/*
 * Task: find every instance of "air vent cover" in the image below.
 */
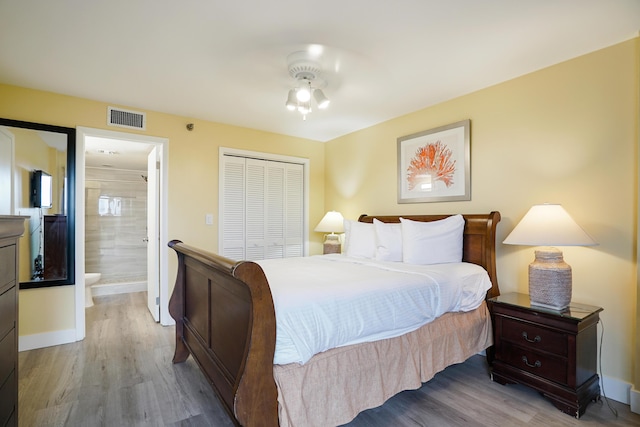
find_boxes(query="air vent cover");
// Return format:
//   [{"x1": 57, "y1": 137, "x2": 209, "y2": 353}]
[{"x1": 107, "y1": 107, "x2": 146, "y2": 130}]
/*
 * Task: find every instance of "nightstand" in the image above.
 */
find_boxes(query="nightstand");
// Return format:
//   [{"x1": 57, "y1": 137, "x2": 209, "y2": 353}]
[{"x1": 489, "y1": 292, "x2": 602, "y2": 418}]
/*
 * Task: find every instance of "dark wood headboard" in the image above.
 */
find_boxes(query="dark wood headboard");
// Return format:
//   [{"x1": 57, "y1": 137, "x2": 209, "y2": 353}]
[{"x1": 357, "y1": 211, "x2": 501, "y2": 299}]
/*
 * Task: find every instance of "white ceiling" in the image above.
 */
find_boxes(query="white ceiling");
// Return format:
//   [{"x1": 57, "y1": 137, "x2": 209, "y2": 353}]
[
  {"x1": 84, "y1": 136, "x2": 153, "y2": 171},
  {"x1": 1, "y1": 0, "x2": 639, "y2": 149}
]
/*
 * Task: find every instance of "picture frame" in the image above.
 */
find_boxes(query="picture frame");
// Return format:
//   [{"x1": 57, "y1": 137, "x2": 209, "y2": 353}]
[{"x1": 397, "y1": 119, "x2": 470, "y2": 203}]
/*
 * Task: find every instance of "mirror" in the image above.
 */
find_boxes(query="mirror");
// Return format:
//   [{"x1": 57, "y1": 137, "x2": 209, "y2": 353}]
[{"x1": 0, "y1": 118, "x2": 75, "y2": 288}]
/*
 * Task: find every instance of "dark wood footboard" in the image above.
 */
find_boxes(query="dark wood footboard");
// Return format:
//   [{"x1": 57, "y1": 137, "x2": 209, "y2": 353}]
[{"x1": 168, "y1": 240, "x2": 279, "y2": 427}]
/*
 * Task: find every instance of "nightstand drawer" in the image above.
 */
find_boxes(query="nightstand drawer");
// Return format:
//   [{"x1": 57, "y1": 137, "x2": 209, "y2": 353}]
[
  {"x1": 500, "y1": 343, "x2": 567, "y2": 385},
  {"x1": 501, "y1": 316, "x2": 567, "y2": 356}
]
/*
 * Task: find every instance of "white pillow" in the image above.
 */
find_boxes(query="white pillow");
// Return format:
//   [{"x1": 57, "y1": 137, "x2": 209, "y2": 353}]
[
  {"x1": 343, "y1": 220, "x2": 376, "y2": 259},
  {"x1": 400, "y1": 215, "x2": 464, "y2": 264},
  {"x1": 373, "y1": 219, "x2": 403, "y2": 262}
]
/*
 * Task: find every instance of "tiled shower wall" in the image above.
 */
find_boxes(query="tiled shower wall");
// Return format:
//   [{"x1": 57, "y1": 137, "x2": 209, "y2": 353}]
[{"x1": 85, "y1": 167, "x2": 147, "y2": 283}]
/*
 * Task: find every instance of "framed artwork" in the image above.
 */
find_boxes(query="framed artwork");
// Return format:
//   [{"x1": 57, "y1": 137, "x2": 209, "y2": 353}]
[{"x1": 397, "y1": 119, "x2": 470, "y2": 203}]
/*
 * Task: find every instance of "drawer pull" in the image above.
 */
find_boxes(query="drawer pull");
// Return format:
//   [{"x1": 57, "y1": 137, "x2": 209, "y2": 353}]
[
  {"x1": 522, "y1": 331, "x2": 541, "y2": 343},
  {"x1": 522, "y1": 356, "x2": 541, "y2": 368}
]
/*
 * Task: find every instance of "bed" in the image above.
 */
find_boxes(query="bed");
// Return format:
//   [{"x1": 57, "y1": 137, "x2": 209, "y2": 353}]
[{"x1": 168, "y1": 211, "x2": 501, "y2": 427}]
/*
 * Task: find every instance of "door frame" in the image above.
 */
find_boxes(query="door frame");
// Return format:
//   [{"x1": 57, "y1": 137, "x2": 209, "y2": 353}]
[
  {"x1": 75, "y1": 127, "x2": 171, "y2": 341},
  {"x1": 146, "y1": 145, "x2": 160, "y2": 321}
]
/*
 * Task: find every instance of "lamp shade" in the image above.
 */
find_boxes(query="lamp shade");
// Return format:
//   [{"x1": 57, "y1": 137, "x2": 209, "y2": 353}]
[
  {"x1": 504, "y1": 204, "x2": 596, "y2": 310},
  {"x1": 285, "y1": 89, "x2": 297, "y2": 110},
  {"x1": 314, "y1": 211, "x2": 344, "y2": 233},
  {"x1": 503, "y1": 204, "x2": 597, "y2": 247}
]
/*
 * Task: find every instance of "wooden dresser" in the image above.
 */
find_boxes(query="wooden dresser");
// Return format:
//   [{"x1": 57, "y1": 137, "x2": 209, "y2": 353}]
[
  {"x1": 0, "y1": 216, "x2": 26, "y2": 427},
  {"x1": 490, "y1": 292, "x2": 602, "y2": 418}
]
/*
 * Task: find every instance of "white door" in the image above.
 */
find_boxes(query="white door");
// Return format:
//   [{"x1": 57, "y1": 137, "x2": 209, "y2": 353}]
[
  {"x1": 0, "y1": 128, "x2": 14, "y2": 215},
  {"x1": 146, "y1": 146, "x2": 160, "y2": 321},
  {"x1": 264, "y1": 161, "x2": 285, "y2": 259},
  {"x1": 221, "y1": 155, "x2": 246, "y2": 260},
  {"x1": 284, "y1": 163, "x2": 304, "y2": 257},
  {"x1": 245, "y1": 158, "x2": 266, "y2": 260}
]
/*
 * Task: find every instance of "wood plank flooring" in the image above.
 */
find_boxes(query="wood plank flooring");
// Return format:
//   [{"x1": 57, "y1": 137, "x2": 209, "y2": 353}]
[{"x1": 18, "y1": 292, "x2": 640, "y2": 426}]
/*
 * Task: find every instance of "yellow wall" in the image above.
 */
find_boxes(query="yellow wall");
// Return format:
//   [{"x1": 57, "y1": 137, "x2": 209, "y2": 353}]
[
  {"x1": 168, "y1": 121, "x2": 325, "y2": 252},
  {"x1": 19, "y1": 286, "x2": 76, "y2": 333},
  {"x1": 0, "y1": 84, "x2": 326, "y2": 336},
  {"x1": 326, "y1": 38, "x2": 639, "y2": 386}
]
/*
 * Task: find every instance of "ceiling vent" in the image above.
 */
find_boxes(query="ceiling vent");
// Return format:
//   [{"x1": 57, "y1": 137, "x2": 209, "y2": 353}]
[{"x1": 107, "y1": 107, "x2": 146, "y2": 130}]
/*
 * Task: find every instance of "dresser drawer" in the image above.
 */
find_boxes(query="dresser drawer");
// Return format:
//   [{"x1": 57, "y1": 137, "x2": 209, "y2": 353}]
[
  {"x1": 0, "y1": 328, "x2": 16, "y2": 387},
  {"x1": 500, "y1": 342, "x2": 568, "y2": 385},
  {"x1": 0, "y1": 286, "x2": 16, "y2": 341},
  {"x1": 500, "y1": 316, "x2": 568, "y2": 356},
  {"x1": 4, "y1": 406, "x2": 15, "y2": 427},
  {"x1": 0, "y1": 244, "x2": 16, "y2": 289},
  {"x1": 0, "y1": 368, "x2": 15, "y2": 427}
]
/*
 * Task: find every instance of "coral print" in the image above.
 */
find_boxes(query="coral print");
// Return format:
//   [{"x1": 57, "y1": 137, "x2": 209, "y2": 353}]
[{"x1": 406, "y1": 140, "x2": 456, "y2": 190}]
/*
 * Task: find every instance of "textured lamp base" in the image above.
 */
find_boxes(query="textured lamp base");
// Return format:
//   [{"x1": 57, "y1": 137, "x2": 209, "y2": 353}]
[
  {"x1": 528, "y1": 248, "x2": 572, "y2": 310},
  {"x1": 323, "y1": 234, "x2": 341, "y2": 254}
]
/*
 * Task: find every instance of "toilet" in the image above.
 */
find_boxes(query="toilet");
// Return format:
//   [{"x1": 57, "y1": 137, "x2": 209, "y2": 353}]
[{"x1": 85, "y1": 273, "x2": 101, "y2": 307}]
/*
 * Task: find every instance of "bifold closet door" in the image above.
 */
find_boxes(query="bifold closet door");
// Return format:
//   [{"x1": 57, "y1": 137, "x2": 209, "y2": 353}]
[{"x1": 221, "y1": 155, "x2": 303, "y2": 261}]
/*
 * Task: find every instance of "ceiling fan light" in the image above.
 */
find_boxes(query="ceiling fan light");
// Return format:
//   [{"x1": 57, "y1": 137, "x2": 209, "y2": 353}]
[
  {"x1": 285, "y1": 89, "x2": 297, "y2": 110},
  {"x1": 314, "y1": 89, "x2": 330, "y2": 109},
  {"x1": 285, "y1": 51, "x2": 331, "y2": 119},
  {"x1": 297, "y1": 104, "x2": 311, "y2": 115},
  {"x1": 296, "y1": 82, "x2": 312, "y2": 102}
]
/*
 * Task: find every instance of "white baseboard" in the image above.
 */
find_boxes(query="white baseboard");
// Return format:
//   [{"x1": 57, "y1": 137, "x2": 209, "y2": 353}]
[
  {"x1": 91, "y1": 281, "x2": 147, "y2": 297},
  {"x1": 601, "y1": 374, "x2": 633, "y2": 406},
  {"x1": 630, "y1": 387, "x2": 640, "y2": 414},
  {"x1": 19, "y1": 328, "x2": 78, "y2": 352}
]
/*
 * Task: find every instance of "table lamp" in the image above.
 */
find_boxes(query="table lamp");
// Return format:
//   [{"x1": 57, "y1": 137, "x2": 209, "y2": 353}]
[
  {"x1": 503, "y1": 204, "x2": 597, "y2": 310},
  {"x1": 314, "y1": 211, "x2": 344, "y2": 254}
]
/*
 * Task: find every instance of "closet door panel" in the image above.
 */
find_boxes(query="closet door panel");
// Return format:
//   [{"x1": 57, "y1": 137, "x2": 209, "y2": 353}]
[
  {"x1": 285, "y1": 164, "x2": 304, "y2": 257},
  {"x1": 265, "y1": 162, "x2": 285, "y2": 259},
  {"x1": 245, "y1": 159, "x2": 266, "y2": 260},
  {"x1": 222, "y1": 156, "x2": 246, "y2": 260}
]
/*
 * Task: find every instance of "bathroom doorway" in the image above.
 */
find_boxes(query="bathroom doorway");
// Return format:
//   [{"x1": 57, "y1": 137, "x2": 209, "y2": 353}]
[{"x1": 75, "y1": 127, "x2": 170, "y2": 341}]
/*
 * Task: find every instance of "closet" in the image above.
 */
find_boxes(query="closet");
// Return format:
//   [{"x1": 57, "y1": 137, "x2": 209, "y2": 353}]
[{"x1": 221, "y1": 154, "x2": 304, "y2": 261}]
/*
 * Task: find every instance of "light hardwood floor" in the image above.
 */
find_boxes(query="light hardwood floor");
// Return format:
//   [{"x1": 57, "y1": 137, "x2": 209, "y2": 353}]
[{"x1": 19, "y1": 292, "x2": 640, "y2": 426}]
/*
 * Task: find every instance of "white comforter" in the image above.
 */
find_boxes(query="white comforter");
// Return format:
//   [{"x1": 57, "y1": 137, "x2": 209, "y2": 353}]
[{"x1": 257, "y1": 254, "x2": 492, "y2": 365}]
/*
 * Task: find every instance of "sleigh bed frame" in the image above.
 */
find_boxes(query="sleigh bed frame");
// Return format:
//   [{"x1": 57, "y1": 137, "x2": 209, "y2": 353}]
[{"x1": 168, "y1": 211, "x2": 501, "y2": 427}]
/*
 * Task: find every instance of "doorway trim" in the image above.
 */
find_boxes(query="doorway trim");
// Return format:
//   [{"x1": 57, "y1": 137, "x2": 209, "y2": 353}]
[{"x1": 75, "y1": 127, "x2": 171, "y2": 341}]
